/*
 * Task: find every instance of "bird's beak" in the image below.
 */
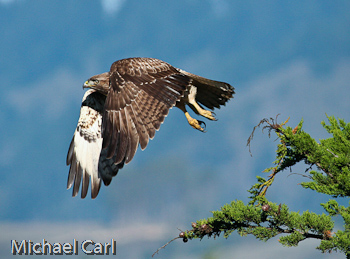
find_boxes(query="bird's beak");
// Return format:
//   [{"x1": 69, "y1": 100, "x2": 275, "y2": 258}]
[{"x1": 83, "y1": 80, "x2": 94, "y2": 89}]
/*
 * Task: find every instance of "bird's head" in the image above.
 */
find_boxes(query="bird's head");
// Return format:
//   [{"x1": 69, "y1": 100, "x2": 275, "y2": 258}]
[{"x1": 83, "y1": 72, "x2": 110, "y2": 95}]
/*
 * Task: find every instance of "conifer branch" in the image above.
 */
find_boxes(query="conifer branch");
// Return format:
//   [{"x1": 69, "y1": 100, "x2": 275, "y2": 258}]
[{"x1": 154, "y1": 115, "x2": 350, "y2": 258}]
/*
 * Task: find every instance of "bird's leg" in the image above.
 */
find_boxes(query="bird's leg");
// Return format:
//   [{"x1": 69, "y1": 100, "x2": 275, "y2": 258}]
[
  {"x1": 187, "y1": 85, "x2": 217, "y2": 121},
  {"x1": 177, "y1": 101, "x2": 206, "y2": 132},
  {"x1": 189, "y1": 101, "x2": 217, "y2": 121},
  {"x1": 184, "y1": 112, "x2": 207, "y2": 132}
]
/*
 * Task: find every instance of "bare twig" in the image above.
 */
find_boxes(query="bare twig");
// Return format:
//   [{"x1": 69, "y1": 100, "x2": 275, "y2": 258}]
[
  {"x1": 247, "y1": 114, "x2": 289, "y2": 156},
  {"x1": 326, "y1": 148, "x2": 339, "y2": 158},
  {"x1": 152, "y1": 237, "x2": 180, "y2": 257}
]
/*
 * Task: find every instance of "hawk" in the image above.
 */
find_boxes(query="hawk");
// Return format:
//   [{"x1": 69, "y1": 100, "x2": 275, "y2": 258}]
[{"x1": 67, "y1": 57, "x2": 234, "y2": 198}]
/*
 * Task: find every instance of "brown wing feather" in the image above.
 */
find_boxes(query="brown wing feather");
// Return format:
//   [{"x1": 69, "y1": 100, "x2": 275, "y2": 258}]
[{"x1": 102, "y1": 58, "x2": 190, "y2": 168}]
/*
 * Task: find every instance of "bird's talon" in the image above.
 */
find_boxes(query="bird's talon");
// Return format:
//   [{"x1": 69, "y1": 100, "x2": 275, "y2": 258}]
[
  {"x1": 201, "y1": 110, "x2": 217, "y2": 121},
  {"x1": 212, "y1": 111, "x2": 217, "y2": 121},
  {"x1": 198, "y1": 120, "x2": 207, "y2": 132}
]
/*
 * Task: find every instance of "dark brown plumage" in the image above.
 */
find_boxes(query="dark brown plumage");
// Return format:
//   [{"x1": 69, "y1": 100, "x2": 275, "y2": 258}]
[{"x1": 67, "y1": 57, "x2": 234, "y2": 198}]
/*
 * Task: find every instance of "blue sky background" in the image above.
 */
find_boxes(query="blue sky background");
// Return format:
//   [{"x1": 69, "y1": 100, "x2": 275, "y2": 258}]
[{"x1": 1, "y1": 0, "x2": 350, "y2": 258}]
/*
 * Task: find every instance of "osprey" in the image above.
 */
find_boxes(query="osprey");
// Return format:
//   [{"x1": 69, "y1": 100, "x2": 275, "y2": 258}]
[{"x1": 67, "y1": 57, "x2": 234, "y2": 198}]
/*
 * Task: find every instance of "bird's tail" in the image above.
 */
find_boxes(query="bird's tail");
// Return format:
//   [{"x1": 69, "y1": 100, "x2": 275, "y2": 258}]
[{"x1": 179, "y1": 69, "x2": 235, "y2": 110}]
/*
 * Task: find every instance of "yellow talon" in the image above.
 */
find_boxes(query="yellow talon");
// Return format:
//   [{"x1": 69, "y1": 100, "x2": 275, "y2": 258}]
[
  {"x1": 185, "y1": 112, "x2": 206, "y2": 132},
  {"x1": 199, "y1": 110, "x2": 216, "y2": 121}
]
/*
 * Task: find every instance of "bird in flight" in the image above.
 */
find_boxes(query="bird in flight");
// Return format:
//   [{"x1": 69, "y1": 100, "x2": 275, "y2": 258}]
[{"x1": 66, "y1": 57, "x2": 234, "y2": 198}]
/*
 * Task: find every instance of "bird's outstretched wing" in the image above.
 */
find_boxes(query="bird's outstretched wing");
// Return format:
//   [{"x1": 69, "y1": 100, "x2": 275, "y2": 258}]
[{"x1": 100, "y1": 58, "x2": 191, "y2": 171}]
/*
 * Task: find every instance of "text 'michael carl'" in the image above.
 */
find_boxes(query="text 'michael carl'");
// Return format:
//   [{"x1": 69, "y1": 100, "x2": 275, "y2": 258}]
[{"x1": 11, "y1": 239, "x2": 116, "y2": 255}]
